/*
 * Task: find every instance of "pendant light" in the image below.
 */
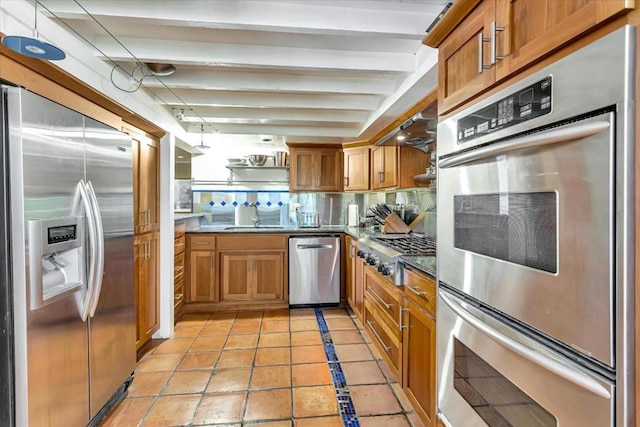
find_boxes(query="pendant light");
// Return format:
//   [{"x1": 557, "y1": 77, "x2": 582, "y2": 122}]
[
  {"x1": 194, "y1": 125, "x2": 211, "y2": 150},
  {"x1": 2, "y1": 1, "x2": 66, "y2": 61}
]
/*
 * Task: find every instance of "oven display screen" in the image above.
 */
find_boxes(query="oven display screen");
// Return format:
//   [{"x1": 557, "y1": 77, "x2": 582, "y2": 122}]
[
  {"x1": 454, "y1": 338, "x2": 557, "y2": 426},
  {"x1": 454, "y1": 192, "x2": 557, "y2": 273},
  {"x1": 457, "y1": 76, "x2": 552, "y2": 143},
  {"x1": 48, "y1": 225, "x2": 77, "y2": 245}
]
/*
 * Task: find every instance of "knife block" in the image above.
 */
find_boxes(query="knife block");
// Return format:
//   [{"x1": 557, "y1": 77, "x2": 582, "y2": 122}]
[{"x1": 381, "y1": 212, "x2": 411, "y2": 234}]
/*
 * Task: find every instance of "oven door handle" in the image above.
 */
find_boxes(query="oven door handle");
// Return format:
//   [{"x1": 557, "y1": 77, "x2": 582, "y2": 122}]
[
  {"x1": 440, "y1": 291, "x2": 611, "y2": 399},
  {"x1": 439, "y1": 120, "x2": 610, "y2": 168}
]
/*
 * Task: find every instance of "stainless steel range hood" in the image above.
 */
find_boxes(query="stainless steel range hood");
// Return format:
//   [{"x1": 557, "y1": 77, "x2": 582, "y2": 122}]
[{"x1": 374, "y1": 99, "x2": 437, "y2": 153}]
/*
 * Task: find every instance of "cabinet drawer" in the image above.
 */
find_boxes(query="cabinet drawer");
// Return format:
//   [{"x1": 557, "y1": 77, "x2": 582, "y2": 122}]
[
  {"x1": 189, "y1": 235, "x2": 216, "y2": 250},
  {"x1": 175, "y1": 221, "x2": 186, "y2": 239},
  {"x1": 364, "y1": 266, "x2": 402, "y2": 333},
  {"x1": 404, "y1": 268, "x2": 436, "y2": 317},
  {"x1": 174, "y1": 252, "x2": 185, "y2": 282},
  {"x1": 364, "y1": 299, "x2": 401, "y2": 380},
  {"x1": 174, "y1": 235, "x2": 186, "y2": 255},
  {"x1": 217, "y1": 234, "x2": 287, "y2": 251}
]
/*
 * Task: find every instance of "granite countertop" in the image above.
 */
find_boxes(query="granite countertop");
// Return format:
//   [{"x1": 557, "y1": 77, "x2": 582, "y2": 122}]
[
  {"x1": 400, "y1": 255, "x2": 437, "y2": 279},
  {"x1": 175, "y1": 213, "x2": 205, "y2": 221},
  {"x1": 186, "y1": 224, "x2": 365, "y2": 235}
]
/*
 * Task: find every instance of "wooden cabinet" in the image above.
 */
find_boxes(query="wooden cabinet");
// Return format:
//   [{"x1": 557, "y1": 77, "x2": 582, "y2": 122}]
[
  {"x1": 134, "y1": 232, "x2": 159, "y2": 350},
  {"x1": 343, "y1": 146, "x2": 370, "y2": 191},
  {"x1": 437, "y1": 1, "x2": 496, "y2": 114},
  {"x1": 353, "y1": 244, "x2": 365, "y2": 323},
  {"x1": 174, "y1": 222, "x2": 186, "y2": 323},
  {"x1": 428, "y1": 0, "x2": 632, "y2": 114},
  {"x1": 370, "y1": 145, "x2": 430, "y2": 190},
  {"x1": 370, "y1": 146, "x2": 397, "y2": 190},
  {"x1": 220, "y1": 253, "x2": 284, "y2": 301},
  {"x1": 187, "y1": 235, "x2": 217, "y2": 303},
  {"x1": 132, "y1": 137, "x2": 159, "y2": 234},
  {"x1": 289, "y1": 147, "x2": 342, "y2": 192},
  {"x1": 402, "y1": 268, "x2": 437, "y2": 427},
  {"x1": 363, "y1": 264, "x2": 404, "y2": 381},
  {"x1": 346, "y1": 236, "x2": 365, "y2": 323},
  {"x1": 402, "y1": 297, "x2": 437, "y2": 427},
  {"x1": 495, "y1": 0, "x2": 631, "y2": 81}
]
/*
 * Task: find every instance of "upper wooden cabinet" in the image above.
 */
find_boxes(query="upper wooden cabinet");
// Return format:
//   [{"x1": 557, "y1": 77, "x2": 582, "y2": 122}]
[
  {"x1": 370, "y1": 146, "x2": 431, "y2": 190},
  {"x1": 132, "y1": 137, "x2": 159, "y2": 234},
  {"x1": 427, "y1": 0, "x2": 633, "y2": 114},
  {"x1": 343, "y1": 146, "x2": 370, "y2": 191},
  {"x1": 289, "y1": 146, "x2": 342, "y2": 192}
]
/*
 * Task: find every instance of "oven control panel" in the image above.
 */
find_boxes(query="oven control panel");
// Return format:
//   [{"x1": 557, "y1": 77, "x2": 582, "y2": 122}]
[{"x1": 457, "y1": 76, "x2": 552, "y2": 144}]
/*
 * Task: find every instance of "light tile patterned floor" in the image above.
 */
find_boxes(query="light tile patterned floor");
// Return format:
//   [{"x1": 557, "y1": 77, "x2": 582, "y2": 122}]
[{"x1": 101, "y1": 308, "x2": 425, "y2": 427}]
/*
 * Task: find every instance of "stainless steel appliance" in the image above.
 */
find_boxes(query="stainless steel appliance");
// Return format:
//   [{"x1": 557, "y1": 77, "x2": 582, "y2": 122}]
[
  {"x1": 357, "y1": 234, "x2": 436, "y2": 285},
  {"x1": 2, "y1": 86, "x2": 136, "y2": 426},
  {"x1": 289, "y1": 236, "x2": 340, "y2": 305},
  {"x1": 436, "y1": 27, "x2": 635, "y2": 426}
]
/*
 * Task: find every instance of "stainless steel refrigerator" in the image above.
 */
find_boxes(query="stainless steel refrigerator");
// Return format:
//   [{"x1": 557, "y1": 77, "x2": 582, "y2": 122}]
[{"x1": 1, "y1": 85, "x2": 137, "y2": 426}]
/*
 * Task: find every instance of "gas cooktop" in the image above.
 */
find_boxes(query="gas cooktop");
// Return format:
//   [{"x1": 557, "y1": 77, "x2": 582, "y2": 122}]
[{"x1": 370, "y1": 234, "x2": 436, "y2": 255}]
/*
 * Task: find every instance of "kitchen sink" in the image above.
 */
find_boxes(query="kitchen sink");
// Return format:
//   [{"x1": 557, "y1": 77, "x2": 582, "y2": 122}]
[{"x1": 223, "y1": 226, "x2": 284, "y2": 230}]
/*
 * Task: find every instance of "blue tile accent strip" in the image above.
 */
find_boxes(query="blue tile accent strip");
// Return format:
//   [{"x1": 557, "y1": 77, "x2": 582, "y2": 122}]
[{"x1": 314, "y1": 308, "x2": 360, "y2": 427}]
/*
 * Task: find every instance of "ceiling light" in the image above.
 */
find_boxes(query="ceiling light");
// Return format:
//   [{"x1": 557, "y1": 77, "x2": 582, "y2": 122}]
[
  {"x1": 396, "y1": 134, "x2": 406, "y2": 141},
  {"x1": 144, "y1": 62, "x2": 176, "y2": 76},
  {"x1": 194, "y1": 124, "x2": 211, "y2": 150},
  {"x1": 1, "y1": 2, "x2": 65, "y2": 61},
  {"x1": 176, "y1": 109, "x2": 185, "y2": 120}
]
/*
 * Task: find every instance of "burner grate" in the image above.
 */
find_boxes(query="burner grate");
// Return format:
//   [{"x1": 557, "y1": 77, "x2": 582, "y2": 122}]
[{"x1": 371, "y1": 235, "x2": 436, "y2": 255}]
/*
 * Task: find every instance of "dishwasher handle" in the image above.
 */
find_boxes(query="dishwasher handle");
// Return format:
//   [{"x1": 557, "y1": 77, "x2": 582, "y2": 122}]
[{"x1": 297, "y1": 244, "x2": 334, "y2": 249}]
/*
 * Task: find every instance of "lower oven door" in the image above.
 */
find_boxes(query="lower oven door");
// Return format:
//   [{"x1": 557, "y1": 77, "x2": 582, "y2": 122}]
[{"x1": 437, "y1": 287, "x2": 614, "y2": 427}]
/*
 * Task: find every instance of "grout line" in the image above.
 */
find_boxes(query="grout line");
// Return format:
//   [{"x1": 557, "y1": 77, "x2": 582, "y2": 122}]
[{"x1": 314, "y1": 308, "x2": 360, "y2": 427}]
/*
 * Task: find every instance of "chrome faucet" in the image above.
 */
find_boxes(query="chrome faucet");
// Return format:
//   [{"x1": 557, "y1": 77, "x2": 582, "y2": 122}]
[{"x1": 248, "y1": 202, "x2": 260, "y2": 227}]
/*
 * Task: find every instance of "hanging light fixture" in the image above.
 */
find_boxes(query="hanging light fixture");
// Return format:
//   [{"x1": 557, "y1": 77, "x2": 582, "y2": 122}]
[
  {"x1": 2, "y1": 1, "x2": 66, "y2": 61},
  {"x1": 194, "y1": 124, "x2": 211, "y2": 150}
]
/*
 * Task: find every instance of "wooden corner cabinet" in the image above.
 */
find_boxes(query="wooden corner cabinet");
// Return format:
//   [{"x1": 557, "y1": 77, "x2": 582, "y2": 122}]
[
  {"x1": 428, "y1": 0, "x2": 633, "y2": 114},
  {"x1": 370, "y1": 145, "x2": 430, "y2": 190},
  {"x1": 134, "y1": 232, "x2": 159, "y2": 350},
  {"x1": 289, "y1": 146, "x2": 342, "y2": 192},
  {"x1": 343, "y1": 146, "x2": 370, "y2": 191}
]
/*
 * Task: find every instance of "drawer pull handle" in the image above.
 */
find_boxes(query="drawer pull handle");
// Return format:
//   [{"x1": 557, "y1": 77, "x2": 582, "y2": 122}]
[
  {"x1": 368, "y1": 287, "x2": 392, "y2": 309},
  {"x1": 399, "y1": 307, "x2": 409, "y2": 330},
  {"x1": 407, "y1": 285, "x2": 425, "y2": 297},
  {"x1": 194, "y1": 242, "x2": 210, "y2": 245},
  {"x1": 367, "y1": 320, "x2": 391, "y2": 352}
]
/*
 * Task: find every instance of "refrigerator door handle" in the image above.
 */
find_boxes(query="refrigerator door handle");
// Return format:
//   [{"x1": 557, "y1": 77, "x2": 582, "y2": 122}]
[
  {"x1": 86, "y1": 181, "x2": 105, "y2": 318},
  {"x1": 78, "y1": 180, "x2": 98, "y2": 322}
]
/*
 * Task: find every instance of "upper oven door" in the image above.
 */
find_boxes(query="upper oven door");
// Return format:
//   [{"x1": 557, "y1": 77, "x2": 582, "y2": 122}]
[{"x1": 437, "y1": 111, "x2": 615, "y2": 368}]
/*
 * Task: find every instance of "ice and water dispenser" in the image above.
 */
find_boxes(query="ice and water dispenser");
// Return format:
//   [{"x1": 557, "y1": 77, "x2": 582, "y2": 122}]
[{"x1": 28, "y1": 217, "x2": 85, "y2": 310}]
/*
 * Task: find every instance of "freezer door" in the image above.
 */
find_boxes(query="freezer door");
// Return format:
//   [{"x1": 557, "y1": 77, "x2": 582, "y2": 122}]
[
  {"x1": 289, "y1": 237, "x2": 340, "y2": 305},
  {"x1": 11, "y1": 88, "x2": 90, "y2": 426},
  {"x1": 84, "y1": 117, "x2": 136, "y2": 418}
]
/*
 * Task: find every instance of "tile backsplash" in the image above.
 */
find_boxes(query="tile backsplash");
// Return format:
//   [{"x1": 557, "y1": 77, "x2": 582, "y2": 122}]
[{"x1": 188, "y1": 187, "x2": 436, "y2": 233}]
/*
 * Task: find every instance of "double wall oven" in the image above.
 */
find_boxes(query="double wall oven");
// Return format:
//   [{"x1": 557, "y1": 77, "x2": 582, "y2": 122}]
[{"x1": 436, "y1": 27, "x2": 635, "y2": 426}]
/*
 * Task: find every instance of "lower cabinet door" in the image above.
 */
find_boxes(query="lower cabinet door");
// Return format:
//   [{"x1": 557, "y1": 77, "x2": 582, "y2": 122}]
[
  {"x1": 189, "y1": 250, "x2": 216, "y2": 302},
  {"x1": 221, "y1": 253, "x2": 252, "y2": 300},
  {"x1": 402, "y1": 297, "x2": 437, "y2": 427},
  {"x1": 253, "y1": 253, "x2": 284, "y2": 300},
  {"x1": 134, "y1": 232, "x2": 159, "y2": 350}
]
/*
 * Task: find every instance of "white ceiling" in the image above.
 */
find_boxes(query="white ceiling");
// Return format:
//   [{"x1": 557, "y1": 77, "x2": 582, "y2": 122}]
[{"x1": 40, "y1": 0, "x2": 449, "y2": 148}]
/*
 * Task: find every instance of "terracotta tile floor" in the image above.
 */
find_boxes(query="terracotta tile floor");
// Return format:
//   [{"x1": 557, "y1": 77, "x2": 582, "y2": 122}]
[{"x1": 101, "y1": 308, "x2": 423, "y2": 427}]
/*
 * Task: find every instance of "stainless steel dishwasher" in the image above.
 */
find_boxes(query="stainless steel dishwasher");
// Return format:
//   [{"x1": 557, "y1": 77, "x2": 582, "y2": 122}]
[{"x1": 288, "y1": 236, "x2": 340, "y2": 306}]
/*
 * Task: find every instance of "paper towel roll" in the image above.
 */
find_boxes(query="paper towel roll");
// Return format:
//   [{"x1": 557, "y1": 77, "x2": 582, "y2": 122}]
[{"x1": 347, "y1": 205, "x2": 359, "y2": 226}]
